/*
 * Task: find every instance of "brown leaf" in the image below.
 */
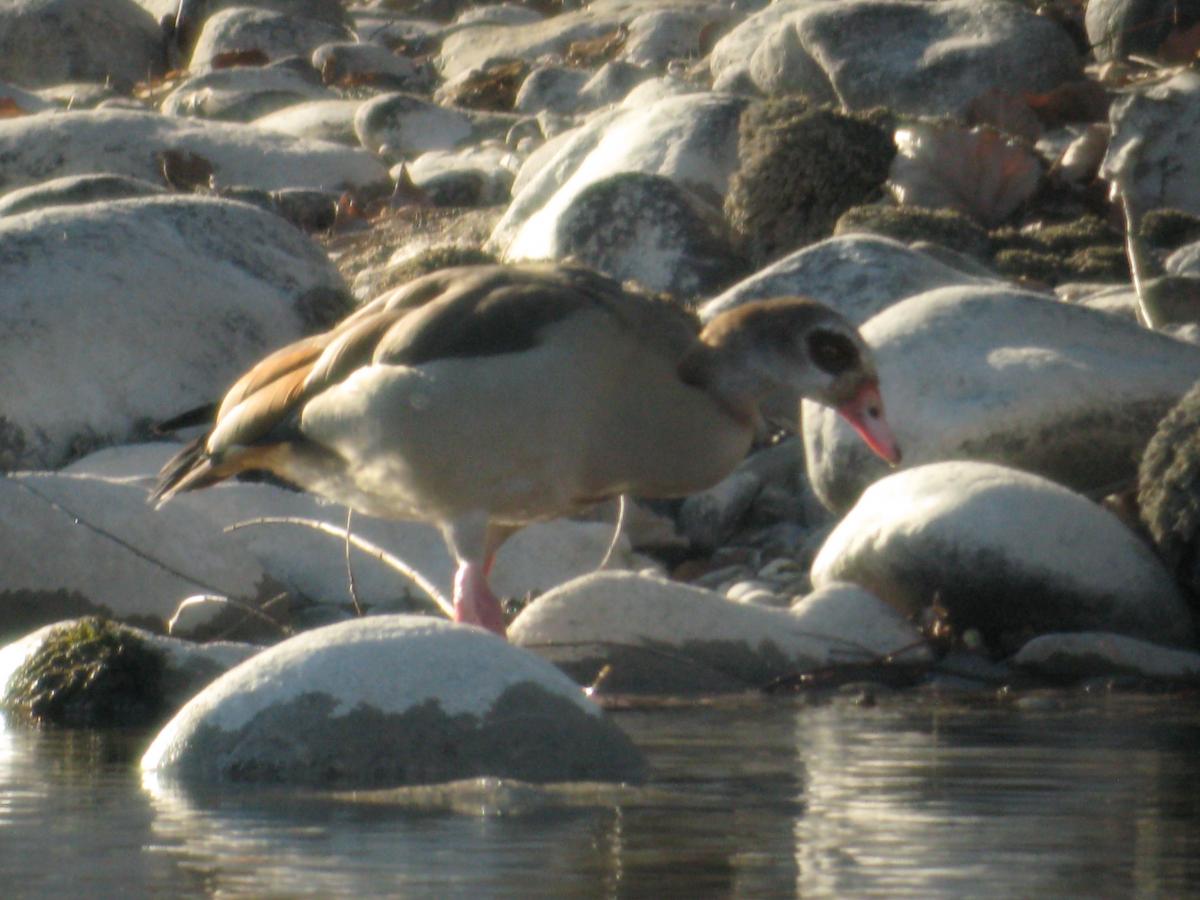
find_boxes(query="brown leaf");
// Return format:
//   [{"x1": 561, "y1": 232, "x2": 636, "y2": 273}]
[
  {"x1": 1023, "y1": 80, "x2": 1110, "y2": 127},
  {"x1": 0, "y1": 97, "x2": 26, "y2": 118},
  {"x1": 158, "y1": 149, "x2": 215, "y2": 192},
  {"x1": 565, "y1": 26, "x2": 627, "y2": 68},
  {"x1": 211, "y1": 48, "x2": 270, "y2": 70},
  {"x1": 442, "y1": 59, "x2": 528, "y2": 111}
]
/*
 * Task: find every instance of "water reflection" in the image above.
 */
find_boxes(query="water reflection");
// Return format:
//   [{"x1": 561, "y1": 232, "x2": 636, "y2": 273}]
[{"x1": 2, "y1": 695, "x2": 1199, "y2": 897}]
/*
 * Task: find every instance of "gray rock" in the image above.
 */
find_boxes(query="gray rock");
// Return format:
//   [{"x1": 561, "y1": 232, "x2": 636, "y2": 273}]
[
  {"x1": 0, "y1": 108, "x2": 388, "y2": 196},
  {"x1": 513, "y1": 65, "x2": 590, "y2": 115},
  {"x1": 790, "y1": 581, "x2": 927, "y2": 657},
  {"x1": 0, "y1": 173, "x2": 166, "y2": 217},
  {"x1": 577, "y1": 61, "x2": 653, "y2": 108},
  {"x1": 0, "y1": 617, "x2": 259, "y2": 725},
  {"x1": 1013, "y1": 632, "x2": 1200, "y2": 682},
  {"x1": 679, "y1": 469, "x2": 762, "y2": 551},
  {"x1": 801, "y1": 284, "x2": 1200, "y2": 512},
  {"x1": 187, "y1": 5, "x2": 352, "y2": 69},
  {"x1": 621, "y1": 8, "x2": 721, "y2": 70},
  {"x1": 0, "y1": 195, "x2": 349, "y2": 470},
  {"x1": 0, "y1": 472, "x2": 271, "y2": 641},
  {"x1": 521, "y1": 171, "x2": 743, "y2": 297},
  {"x1": 311, "y1": 41, "x2": 421, "y2": 88},
  {"x1": 700, "y1": 234, "x2": 997, "y2": 324},
  {"x1": 509, "y1": 570, "x2": 929, "y2": 694},
  {"x1": 404, "y1": 144, "x2": 519, "y2": 207},
  {"x1": 712, "y1": 0, "x2": 1081, "y2": 118},
  {"x1": 251, "y1": 97, "x2": 364, "y2": 145},
  {"x1": 141, "y1": 615, "x2": 644, "y2": 785},
  {"x1": 161, "y1": 61, "x2": 331, "y2": 122},
  {"x1": 490, "y1": 92, "x2": 748, "y2": 262},
  {"x1": 811, "y1": 461, "x2": 1195, "y2": 652},
  {"x1": 1102, "y1": 71, "x2": 1200, "y2": 219},
  {"x1": 1166, "y1": 241, "x2": 1200, "y2": 278},
  {"x1": 0, "y1": 0, "x2": 164, "y2": 91},
  {"x1": 354, "y1": 92, "x2": 511, "y2": 160},
  {"x1": 1085, "y1": 0, "x2": 1200, "y2": 62},
  {"x1": 0, "y1": 80, "x2": 55, "y2": 113}
]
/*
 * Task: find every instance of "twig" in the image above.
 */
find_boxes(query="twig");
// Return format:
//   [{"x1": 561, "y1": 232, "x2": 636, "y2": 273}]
[
  {"x1": 596, "y1": 494, "x2": 627, "y2": 570},
  {"x1": 166, "y1": 593, "x2": 291, "y2": 636},
  {"x1": 224, "y1": 516, "x2": 452, "y2": 618},
  {"x1": 344, "y1": 508, "x2": 363, "y2": 617}
]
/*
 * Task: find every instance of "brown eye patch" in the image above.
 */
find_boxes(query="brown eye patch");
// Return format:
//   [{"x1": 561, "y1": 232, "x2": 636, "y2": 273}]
[{"x1": 806, "y1": 329, "x2": 860, "y2": 375}]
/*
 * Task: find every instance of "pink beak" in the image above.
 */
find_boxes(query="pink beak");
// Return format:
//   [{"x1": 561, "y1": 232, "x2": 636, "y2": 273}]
[{"x1": 837, "y1": 381, "x2": 902, "y2": 465}]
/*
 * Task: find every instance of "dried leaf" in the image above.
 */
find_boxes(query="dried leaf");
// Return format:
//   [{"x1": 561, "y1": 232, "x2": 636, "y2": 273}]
[
  {"x1": 0, "y1": 97, "x2": 26, "y2": 118},
  {"x1": 565, "y1": 25, "x2": 627, "y2": 68},
  {"x1": 211, "y1": 48, "x2": 269, "y2": 70},
  {"x1": 442, "y1": 59, "x2": 528, "y2": 111},
  {"x1": 888, "y1": 122, "x2": 1043, "y2": 227},
  {"x1": 158, "y1": 149, "x2": 215, "y2": 191},
  {"x1": 1023, "y1": 80, "x2": 1110, "y2": 127}
]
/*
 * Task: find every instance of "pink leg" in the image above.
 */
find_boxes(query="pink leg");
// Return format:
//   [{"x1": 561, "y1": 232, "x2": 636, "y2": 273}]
[{"x1": 453, "y1": 557, "x2": 506, "y2": 637}]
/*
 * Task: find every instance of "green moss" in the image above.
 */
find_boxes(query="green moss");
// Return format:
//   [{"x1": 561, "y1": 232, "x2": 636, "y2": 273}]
[
  {"x1": 989, "y1": 215, "x2": 1127, "y2": 284},
  {"x1": 725, "y1": 97, "x2": 897, "y2": 267},
  {"x1": 835, "y1": 204, "x2": 989, "y2": 258},
  {"x1": 4, "y1": 617, "x2": 167, "y2": 728},
  {"x1": 1139, "y1": 209, "x2": 1200, "y2": 252}
]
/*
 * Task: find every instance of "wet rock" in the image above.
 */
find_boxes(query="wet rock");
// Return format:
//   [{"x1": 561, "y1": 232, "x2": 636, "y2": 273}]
[
  {"x1": 724, "y1": 97, "x2": 895, "y2": 268},
  {"x1": 1086, "y1": 0, "x2": 1200, "y2": 62},
  {"x1": 511, "y1": 171, "x2": 743, "y2": 297},
  {"x1": 509, "y1": 570, "x2": 929, "y2": 694},
  {"x1": 0, "y1": 472, "x2": 271, "y2": 642},
  {"x1": 1013, "y1": 632, "x2": 1200, "y2": 682},
  {"x1": 712, "y1": 0, "x2": 1081, "y2": 118},
  {"x1": 1102, "y1": 71, "x2": 1200, "y2": 219},
  {"x1": 141, "y1": 615, "x2": 644, "y2": 786},
  {"x1": 0, "y1": 195, "x2": 349, "y2": 470},
  {"x1": 0, "y1": 173, "x2": 166, "y2": 218},
  {"x1": 490, "y1": 92, "x2": 748, "y2": 263},
  {"x1": 802, "y1": 284, "x2": 1200, "y2": 512},
  {"x1": 0, "y1": 109, "x2": 388, "y2": 196},
  {"x1": 161, "y1": 61, "x2": 332, "y2": 122},
  {"x1": 187, "y1": 5, "x2": 352, "y2": 69},
  {"x1": 251, "y1": 97, "x2": 364, "y2": 145},
  {"x1": 0, "y1": 0, "x2": 165, "y2": 91},
  {"x1": 0, "y1": 617, "x2": 258, "y2": 726},
  {"x1": 700, "y1": 234, "x2": 997, "y2": 324},
  {"x1": 811, "y1": 461, "x2": 1195, "y2": 653}
]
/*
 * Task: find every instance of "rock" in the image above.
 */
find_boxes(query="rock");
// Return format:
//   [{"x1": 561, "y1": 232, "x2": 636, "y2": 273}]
[
  {"x1": 790, "y1": 581, "x2": 927, "y2": 658},
  {"x1": 513, "y1": 65, "x2": 591, "y2": 115},
  {"x1": 0, "y1": 109, "x2": 388, "y2": 196},
  {"x1": 834, "y1": 205, "x2": 991, "y2": 261},
  {"x1": 679, "y1": 469, "x2": 761, "y2": 551},
  {"x1": 801, "y1": 284, "x2": 1200, "y2": 512},
  {"x1": 700, "y1": 234, "x2": 997, "y2": 324},
  {"x1": 1086, "y1": 0, "x2": 1200, "y2": 62},
  {"x1": 0, "y1": 616, "x2": 258, "y2": 726},
  {"x1": 509, "y1": 570, "x2": 929, "y2": 694},
  {"x1": 0, "y1": 80, "x2": 55, "y2": 114},
  {"x1": 140, "y1": 615, "x2": 644, "y2": 785},
  {"x1": 354, "y1": 91, "x2": 505, "y2": 159},
  {"x1": 0, "y1": 195, "x2": 350, "y2": 470},
  {"x1": 577, "y1": 61, "x2": 653, "y2": 109},
  {"x1": 187, "y1": 5, "x2": 352, "y2": 69},
  {"x1": 811, "y1": 461, "x2": 1195, "y2": 652},
  {"x1": 621, "y1": 8, "x2": 720, "y2": 70},
  {"x1": 1013, "y1": 632, "x2": 1200, "y2": 682},
  {"x1": 1167, "y1": 241, "x2": 1200, "y2": 278},
  {"x1": 161, "y1": 61, "x2": 332, "y2": 122},
  {"x1": 489, "y1": 92, "x2": 748, "y2": 263},
  {"x1": 723, "y1": 97, "x2": 895, "y2": 268},
  {"x1": 1102, "y1": 71, "x2": 1200, "y2": 219},
  {"x1": 0, "y1": 173, "x2": 166, "y2": 217},
  {"x1": 510, "y1": 171, "x2": 743, "y2": 297},
  {"x1": 251, "y1": 97, "x2": 364, "y2": 145},
  {"x1": 0, "y1": 472, "x2": 272, "y2": 642},
  {"x1": 311, "y1": 41, "x2": 422, "y2": 89},
  {"x1": 712, "y1": 0, "x2": 1082, "y2": 118},
  {"x1": 405, "y1": 144, "x2": 519, "y2": 207},
  {"x1": 0, "y1": 0, "x2": 165, "y2": 91}
]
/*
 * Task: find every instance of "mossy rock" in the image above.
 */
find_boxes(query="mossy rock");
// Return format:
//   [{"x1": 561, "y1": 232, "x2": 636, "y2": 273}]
[
  {"x1": 4, "y1": 617, "x2": 167, "y2": 727},
  {"x1": 989, "y1": 215, "x2": 1127, "y2": 284},
  {"x1": 724, "y1": 96, "x2": 896, "y2": 268},
  {"x1": 1139, "y1": 379, "x2": 1200, "y2": 608},
  {"x1": 835, "y1": 204, "x2": 989, "y2": 259},
  {"x1": 1139, "y1": 209, "x2": 1200, "y2": 252}
]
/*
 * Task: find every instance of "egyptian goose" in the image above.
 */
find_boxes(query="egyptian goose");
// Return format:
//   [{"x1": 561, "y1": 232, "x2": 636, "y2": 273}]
[{"x1": 153, "y1": 263, "x2": 899, "y2": 636}]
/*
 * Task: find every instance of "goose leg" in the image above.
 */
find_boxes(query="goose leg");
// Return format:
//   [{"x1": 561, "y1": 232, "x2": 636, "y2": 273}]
[{"x1": 444, "y1": 516, "x2": 513, "y2": 637}]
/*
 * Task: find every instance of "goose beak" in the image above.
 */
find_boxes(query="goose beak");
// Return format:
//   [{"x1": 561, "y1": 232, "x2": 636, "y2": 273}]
[{"x1": 837, "y1": 381, "x2": 902, "y2": 465}]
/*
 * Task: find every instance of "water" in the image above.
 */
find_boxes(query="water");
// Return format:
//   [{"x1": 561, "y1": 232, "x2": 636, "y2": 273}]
[{"x1": 2, "y1": 691, "x2": 1199, "y2": 898}]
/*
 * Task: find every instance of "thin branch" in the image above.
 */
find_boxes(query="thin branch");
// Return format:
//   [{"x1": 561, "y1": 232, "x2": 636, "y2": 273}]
[
  {"x1": 596, "y1": 494, "x2": 627, "y2": 570},
  {"x1": 344, "y1": 508, "x2": 364, "y2": 617},
  {"x1": 224, "y1": 516, "x2": 452, "y2": 619},
  {"x1": 166, "y1": 593, "x2": 291, "y2": 636}
]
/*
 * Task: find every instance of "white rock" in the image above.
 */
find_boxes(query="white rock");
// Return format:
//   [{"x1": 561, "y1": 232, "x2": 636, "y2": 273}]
[
  {"x1": 141, "y1": 615, "x2": 644, "y2": 785},
  {"x1": 0, "y1": 472, "x2": 269, "y2": 637},
  {"x1": 0, "y1": 80, "x2": 55, "y2": 113},
  {"x1": 790, "y1": 581, "x2": 928, "y2": 659},
  {"x1": 1013, "y1": 632, "x2": 1200, "y2": 681},
  {"x1": 354, "y1": 91, "x2": 480, "y2": 158},
  {"x1": 311, "y1": 41, "x2": 420, "y2": 87},
  {"x1": 811, "y1": 461, "x2": 1195, "y2": 651},
  {"x1": 405, "y1": 143, "x2": 519, "y2": 206},
  {"x1": 712, "y1": 0, "x2": 1081, "y2": 118},
  {"x1": 1166, "y1": 241, "x2": 1200, "y2": 278},
  {"x1": 161, "y1": 63, "x2": 332, "y2": 122},
  {"x1": 0, "y1": 195, "x2": 347, "y2": 470},
  {"x1": 0, "y1": 108, "x2": 388, "y2": 196},
  {"x1": 802, "y1": 284, "x2": 1200, "y2": 512},
  {"x1": 489, "y1": 92, "x2": 748, "y2": 261},
  {"x1": 0, "y1": 0, "x2": 164, "y2": 90},
  {"x1": 621, "y1": 8, "x2": 719, "y2": 70},
  {"x1": 700, "y1": 234, "x2": 999, "y2": 324},
  {"x1": 509, "y1": 570, "x2": 929, "y2": 693},
  {"x1": 1103, "y1": 71, "x2": 1200, "y2": 219},
  {"x1": 188, "y1": 6, "x2": 352, "y2": 69},
  {"x1": 513, "y1": 65, "x2": 590, "y2": 115},
  {"x1": 0, "y1": 173, "x2": 166, "y2": 217},
  {"x1": 251, "y1": 97, "x2": 365, "y2": 145}
]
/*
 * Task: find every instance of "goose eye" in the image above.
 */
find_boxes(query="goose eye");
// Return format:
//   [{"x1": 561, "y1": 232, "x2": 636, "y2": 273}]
[{"x1": 806, "y1": 329, "x2": 860, "y2": 376}]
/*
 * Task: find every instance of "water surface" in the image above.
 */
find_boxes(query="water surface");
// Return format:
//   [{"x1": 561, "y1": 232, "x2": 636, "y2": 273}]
[{"x1": 2, "y1": 691, "x2": 1198, "y2": 898}]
